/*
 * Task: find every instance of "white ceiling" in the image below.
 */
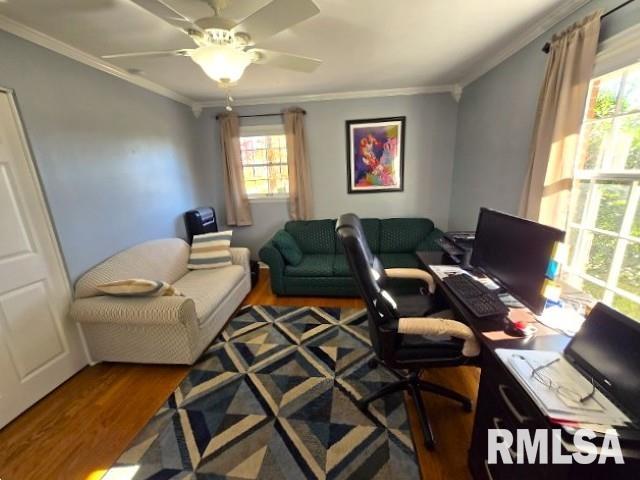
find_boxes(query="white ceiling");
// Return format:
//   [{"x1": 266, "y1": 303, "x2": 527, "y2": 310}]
[{"x1": 0, "y1": 0, "x2": 588, "y2": 104}]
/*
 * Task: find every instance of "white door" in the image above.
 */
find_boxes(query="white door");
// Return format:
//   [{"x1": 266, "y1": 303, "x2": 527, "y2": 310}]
[{"x1": 0, "y1": 90, "x2": 87, "y2": 428}]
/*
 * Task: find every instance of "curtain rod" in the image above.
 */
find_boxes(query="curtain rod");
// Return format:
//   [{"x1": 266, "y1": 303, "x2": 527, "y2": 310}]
[
  {"x1": 215, "y1": 111, "x2": 306, "y2": 120},
  {"x1": 541, "y1": 0, "x2": 636, "y2": 53}
]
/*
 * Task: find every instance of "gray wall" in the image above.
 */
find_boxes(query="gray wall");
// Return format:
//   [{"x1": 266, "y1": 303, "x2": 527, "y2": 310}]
[
  {"x1": 449, "y1": 0, "x2": 640, "y2": 229},
  {"x1": 197, "y1": 94, "x2": 459, "y2": 256},
  {"x1": 0, "y1": 30, "x2": 205, "y2": 282},
  {"x1": 7, "y1": 0, "x2": 632, "y2": 277}
]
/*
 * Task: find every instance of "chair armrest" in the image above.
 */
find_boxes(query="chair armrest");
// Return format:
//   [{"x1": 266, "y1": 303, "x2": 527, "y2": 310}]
[
  {"x1": 398, "y1": 317, "x2": 480, "y2": 357},
  {"x1": 417, "y1": 228, "x2": 444, "y2": 251},
  {"x1": 70, "y1": 295, "x2": 197, "y2": 326},
  {"x1": 230, "y1": 247, "x2": 250, "y2": 272},
  {"x1": 259, "y1": 241, "x2": 286, "y2": 294},
  {"x1": 385, "y1": 268, "x2": 435, "y2": 294}
]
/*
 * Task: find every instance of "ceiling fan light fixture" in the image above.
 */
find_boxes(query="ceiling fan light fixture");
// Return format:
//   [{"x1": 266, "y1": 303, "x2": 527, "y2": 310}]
[
  {"x1": 191, "y1": 44, "x2": 253, "y2": 84},
  {"x1": 195, "y1": 16, "x2": 236, "y2": 33}
]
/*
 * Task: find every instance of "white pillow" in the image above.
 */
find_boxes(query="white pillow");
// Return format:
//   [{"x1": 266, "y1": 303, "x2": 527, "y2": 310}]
[
  {"x1": 96, "y1": 279, "x2": 183, "y2": 297},
  {"x1": 188, "y1": 230, "x2": 233, "y2": 269}
]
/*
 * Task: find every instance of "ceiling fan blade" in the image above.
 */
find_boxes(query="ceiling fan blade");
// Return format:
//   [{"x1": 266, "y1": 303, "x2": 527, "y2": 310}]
[
  {"x1": 251, "y1": 48, "x2": 321, "y2": 73},
  {"x1": 102, "y1": 50, "x2": 191, "y2": 59},
  {"x1": 232, "y1": 0, "x2": 320, "y2": 45},
  {"x1": 156, "y1": 0, "x2": 216, "y2": 22},
  {"x1": 222, "y1": 0, "x2": 272, "y2": 22},
  {"x1": 131, "y1": 0, "x2": 204, "y2": 32}
]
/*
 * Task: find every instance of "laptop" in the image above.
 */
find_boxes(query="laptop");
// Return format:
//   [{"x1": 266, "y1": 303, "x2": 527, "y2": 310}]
[{"x1": 563, "y1": 303, "x2": 640, "y2": 441}]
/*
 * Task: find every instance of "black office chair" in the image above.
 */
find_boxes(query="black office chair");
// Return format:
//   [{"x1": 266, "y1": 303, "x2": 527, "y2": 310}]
[{"x1": 336, "y1": 213, "x2": 481, "y2": 449}]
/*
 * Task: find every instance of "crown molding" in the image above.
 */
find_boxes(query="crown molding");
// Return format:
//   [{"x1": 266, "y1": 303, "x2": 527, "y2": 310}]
[
  {"x1": 0, "y1": 14, "x2": 457, "y2": 114},
  {"x1": 459, "y1": 0, "x2": 592, "y2": 87},
  {"x1": 0, "y1": 14, "x2": 194, "y2": 107},
  {"x1": 451, "y1": 84, "x2": 463, "y2": 102},
  {"x1": 1, "y1": 0, "x2": 593, "y2": 114},
  {"x1": 194, "y1": 85, "x2": 457, "y2": 109}
]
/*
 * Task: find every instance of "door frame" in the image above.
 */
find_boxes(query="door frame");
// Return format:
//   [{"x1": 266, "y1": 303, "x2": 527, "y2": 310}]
[{"x1": 0, "y1": 85, "x2": 91, "y2": 364}]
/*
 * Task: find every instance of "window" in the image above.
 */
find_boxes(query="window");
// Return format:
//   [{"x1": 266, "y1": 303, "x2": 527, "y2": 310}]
[
  {"x1": 239, "y1": 125, "x2": 289, "y2": 199},
  {"x1": 564, "y1": 62, "x2": 640, "y2": 319}
]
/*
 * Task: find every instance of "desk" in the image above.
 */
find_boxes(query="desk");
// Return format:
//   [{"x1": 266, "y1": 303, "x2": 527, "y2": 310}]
[{"x1": 416, "y1": 251, "x2": 639, "y2": 479}]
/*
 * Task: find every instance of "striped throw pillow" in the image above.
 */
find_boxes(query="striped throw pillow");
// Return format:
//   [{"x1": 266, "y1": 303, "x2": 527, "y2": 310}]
[
  {"x1": 188, "y1": 231, "x2": 233, "y2": 269},
  {"x1": 96, "y1": 279, "x2": 183, "y2": 297}
]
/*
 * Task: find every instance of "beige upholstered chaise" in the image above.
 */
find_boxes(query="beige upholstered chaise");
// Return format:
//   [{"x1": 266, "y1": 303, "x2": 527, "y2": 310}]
[{"x1": 70, "y1": 238, "x2": 251, "y2": 365}]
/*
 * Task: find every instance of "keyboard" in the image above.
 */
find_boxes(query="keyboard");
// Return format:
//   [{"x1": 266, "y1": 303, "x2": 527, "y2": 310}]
[{"x1": 442, "y1": 274, "x2": 509, "y2": 318}]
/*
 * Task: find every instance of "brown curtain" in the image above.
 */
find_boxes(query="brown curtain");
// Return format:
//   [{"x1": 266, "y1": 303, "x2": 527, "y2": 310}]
[
  {"x1": 218, "y1": 113, "x2": 252, "y2": 226},
  {"x1": 519, "y1": 11, "x2": 602, "y2": 229},
  {"x1": 283, "y1": 107, "x2": 313, "y2": 220}
]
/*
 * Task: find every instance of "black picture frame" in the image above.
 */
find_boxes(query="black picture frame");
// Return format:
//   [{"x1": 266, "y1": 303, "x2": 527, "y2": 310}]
[{"x1": 345, "y1": 116, "x2": 406, "y2": 194}]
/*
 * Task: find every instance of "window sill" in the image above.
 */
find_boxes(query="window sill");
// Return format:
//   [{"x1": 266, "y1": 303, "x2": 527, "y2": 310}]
[{"x1": 248, "y1": 196, "x2": 289, "y2": 204}]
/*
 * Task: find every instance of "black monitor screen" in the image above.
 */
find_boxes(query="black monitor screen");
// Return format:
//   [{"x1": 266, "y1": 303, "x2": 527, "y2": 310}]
[
  {"x1": 565, "y1": 303, "x2": 640, "y2": 423},
  {"x1": 471, "y1": 208, "x2": 565, "y2": 314}
]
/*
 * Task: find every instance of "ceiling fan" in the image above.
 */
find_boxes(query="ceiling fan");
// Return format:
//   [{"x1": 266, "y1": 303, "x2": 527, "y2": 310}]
[{"x1": 103, "y1": 0, "x2": 322, "y2": 106}]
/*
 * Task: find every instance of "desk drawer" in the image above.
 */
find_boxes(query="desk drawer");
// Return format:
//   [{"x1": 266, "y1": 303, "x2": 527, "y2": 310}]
[
  {"x1": 482, "y1": 356, "x2": 546, "y2": 426},
  {"x1": 470, "y1": 360, "x2": 549, "y2": 479},
  {"x1": 471, "y1": 372, "x2": 640, "y2": 479},
  {"x1": 470, "y1": 395, "x2": 517, "y2": 480}
]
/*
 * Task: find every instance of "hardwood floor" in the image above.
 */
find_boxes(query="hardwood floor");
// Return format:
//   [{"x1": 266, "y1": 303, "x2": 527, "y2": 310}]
[{"x1": 0, "y1": 270, "x2": 479, "y2": 480}]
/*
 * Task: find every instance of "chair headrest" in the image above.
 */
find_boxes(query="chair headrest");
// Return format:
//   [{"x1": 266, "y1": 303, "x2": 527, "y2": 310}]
[
  {"x1": 336, "y1": 213, "x2": 375, "y2": 265},
  {"x1": 336, "y1": 213, "x2": 363, "y2": 232}
]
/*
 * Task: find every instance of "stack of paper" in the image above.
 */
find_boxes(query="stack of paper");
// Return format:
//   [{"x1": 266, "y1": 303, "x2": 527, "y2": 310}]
[
  {"x1": 429, "y1": 265, "x2": 500, "y2": 290},
  {"x1": 538, "y1": 305, "x2": 585, "y2": 336},
  {"x1": 495, "y1": 349, "x2": 630, "y2": 426}
]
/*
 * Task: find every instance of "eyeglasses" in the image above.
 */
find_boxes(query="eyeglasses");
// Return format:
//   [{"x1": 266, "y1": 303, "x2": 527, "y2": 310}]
[{"x1": 515, "y1": 355, "x2": 597, "y2": 405}]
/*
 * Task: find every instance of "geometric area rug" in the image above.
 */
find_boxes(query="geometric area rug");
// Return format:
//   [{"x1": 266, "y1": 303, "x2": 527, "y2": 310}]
[{"x1": 106, "y1": 305, "x2": 420, "y2": 479}]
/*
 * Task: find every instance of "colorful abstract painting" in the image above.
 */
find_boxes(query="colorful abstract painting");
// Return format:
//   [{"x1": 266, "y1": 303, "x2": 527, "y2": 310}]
[{"x1": 346, "y1": 117, "x2": 405, "y2": 193}]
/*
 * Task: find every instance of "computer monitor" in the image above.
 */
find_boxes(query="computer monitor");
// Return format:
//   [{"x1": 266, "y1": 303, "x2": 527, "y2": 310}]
[
  {"x1": 564, "y1": 303, "x2": 640, "y2": 423},
  {"x1": 470, "y1": 208, "x2": 565, "y2": 314}
]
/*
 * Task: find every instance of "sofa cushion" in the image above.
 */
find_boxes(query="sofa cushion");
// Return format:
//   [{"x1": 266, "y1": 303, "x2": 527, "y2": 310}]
[
  {"x1": 379, "y1": 253, "x2": 421, "y2": 269},
  {"x1": 285, "y1": 220, "x2": 336, "y2": 254},
  {"x1": 272, "y1": 230, "x2": 303, "y2": 265},
  {"x1": 332, "y1": 255, "x2": 352, "y2": 277},
  {"x1": 335, "y1": 253, "x2": 421, "y2": 276},
  {"x1": 173, "y1": 265, "x2": 245, "y2": 323},
  {"x1": 284, "y1": 254, "x2": 334, "y2": 277},
  {"x1": 336, "y1": 218, "x2": 380, "y2": 254},
  {"x1": 75, "y1": 238, "x2": 190, "y2": 299},
  {"x1": 380, "y1": 218, "x2": 435, "y2": 253}
]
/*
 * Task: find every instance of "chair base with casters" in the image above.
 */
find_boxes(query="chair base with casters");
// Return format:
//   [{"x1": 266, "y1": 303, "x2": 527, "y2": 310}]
[{"x1": 359, "y1": 357, "x2": 473, "y2": 450}]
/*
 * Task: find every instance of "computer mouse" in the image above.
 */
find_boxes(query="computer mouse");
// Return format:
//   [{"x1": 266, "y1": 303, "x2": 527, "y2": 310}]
[{"x1": 504, "y1": 320, "x2": 536, "y2": 337}]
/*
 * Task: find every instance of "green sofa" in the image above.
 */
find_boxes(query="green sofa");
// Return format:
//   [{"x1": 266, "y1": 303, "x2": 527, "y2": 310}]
[{"x1": 259, "y1": 218, "x2": 444, "y2": 296}]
